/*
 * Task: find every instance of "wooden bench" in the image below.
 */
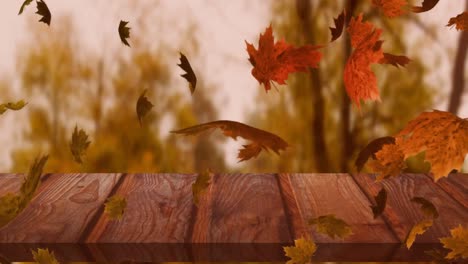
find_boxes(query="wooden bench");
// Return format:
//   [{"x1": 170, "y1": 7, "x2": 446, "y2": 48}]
[{"x1": 0, "y1": 173, "x2": 466, "y2": 262}]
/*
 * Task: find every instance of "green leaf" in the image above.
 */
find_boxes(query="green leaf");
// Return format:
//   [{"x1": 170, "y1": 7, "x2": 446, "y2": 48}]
[
  {"x1": 411, "y1": 196, "x2": 439, "y2": 219},
  {"x1": 32, "y1": 248, "x2": 60, "y2": 264},
  {"x1": 36, "y1": 0, "x2": 51, "y2": 26},
  {"x1": 308, "y1": 214, "x2": 353, "y2": 239},
  {"x1": 118, "y1": 20, "x2": 131, "y2": 47},
  {"x1": 284, "y1": 237, "x2": 317, "y2": 264},
  {"x1": 178, "y1": 52, "x2": 197, "y2": 94},
  {"x1": 192, "y1": 169, "x2": 212, "y2": 206},
  {"x1": 371, "y1": 187, "x2": 387, "y2": 219},
  {"x1": 136, "y1": 89, "x2": 154, "y2": 126},
  {"x1": 18, "y1": 0, "x2": 33, "y2": 15},
  {"x1": 104, "y1": 195, "x2": 127, "y2": 220},
  {"x1": 70, "y1": 125, "x2": 91, "y2": 164}
]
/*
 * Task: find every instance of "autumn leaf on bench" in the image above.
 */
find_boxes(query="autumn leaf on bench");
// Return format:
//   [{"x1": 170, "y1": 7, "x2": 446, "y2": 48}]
[
  {"x1": 405, "y1": 219, "x2": 433, "y2": 249},
  {"x1": 308, "y1": 214, "x2": 353, "y2": 239},
  {"x1": 284, "y1": 237, "x2": 317, "y2": 264},
  {"x1": 246, "y1": 25, "x2": 322, "y2": 92},
  {"x1": 447, "y1": 11, "x2": 468, "y2": 31},
  {"x1": 171, "y1": 120, "x2": 288, "y2": 162},
  {"x1": 104, "y1": 195, "x2": 127, "y2": 220},
  {"x1": 440, "y1": 224, "x2": 468, "y2": 260},
  {"x1": 0, "y1": 100, "x2": 27, "y2": 115},
  {"x1": 32, "y1": 248, "x2": 59, "y2": 264}
]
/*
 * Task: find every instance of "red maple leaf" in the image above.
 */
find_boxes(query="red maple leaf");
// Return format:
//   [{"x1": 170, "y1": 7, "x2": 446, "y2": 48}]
[{"x1": 246, "y1": 26, "x2": 322, "y2": 91}]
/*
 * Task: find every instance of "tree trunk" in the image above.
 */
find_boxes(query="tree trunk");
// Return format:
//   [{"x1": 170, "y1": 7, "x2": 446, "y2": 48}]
[
  {"x1": 296, "y1": 0, "x2": 329, "y2": 172},
  {"x1": 447, "y1": 0, "x2": 468, "y2": 115}
]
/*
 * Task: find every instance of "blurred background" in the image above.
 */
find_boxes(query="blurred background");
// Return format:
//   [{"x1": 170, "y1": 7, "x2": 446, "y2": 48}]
[{"x1": 0, "y1": 0, "x2": 466, "y2": 173}]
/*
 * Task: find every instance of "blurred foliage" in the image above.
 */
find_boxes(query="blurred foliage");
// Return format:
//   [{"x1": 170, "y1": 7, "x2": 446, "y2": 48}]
[{"x1": 243, "y1": 0, "x2": 435, "y2": 173}]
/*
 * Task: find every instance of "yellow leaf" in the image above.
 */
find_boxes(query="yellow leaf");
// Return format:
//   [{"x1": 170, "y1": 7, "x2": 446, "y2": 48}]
[
  {"x1": 192, "y1": 169, "x2": 212, "y2": 206},
  {"x1": 0, "y1": 193, "x2": 21, "y2": 228},
  {"x1": 367, "y1": 143, "x2": 406, "y2": 181},
  {"x1": 0, "y1": 100, "x2": 27, "y2": 115},
  {"x1": 396, "y1": 110, "x2": 468, "y2": 181},
  {"x1": 308, "y1": 214, "x2": 353, "y2": 239},
  {"x1": 104, "y1": 195, "x2": 127, "y2": 220},
  {"x1": 440, "y1": 224, "x2": 468, "y2": 260},
  {"x1": 32, "y1": 248, "x2": 59, "y2": 264},
  {"x1": 405, "y1": 219, "x2": 433, "y2": 249},
  {"x1": 284, "y1": 237, "x2": 317, "y2": 264}
]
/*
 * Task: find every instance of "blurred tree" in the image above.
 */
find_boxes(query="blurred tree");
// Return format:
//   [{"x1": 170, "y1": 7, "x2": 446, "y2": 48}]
[{"x1": 244, "y1": 0, "x2": 435, "y2": 173}]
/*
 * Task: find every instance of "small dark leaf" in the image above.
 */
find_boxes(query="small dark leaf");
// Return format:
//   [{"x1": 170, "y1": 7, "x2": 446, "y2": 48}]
[
  {"x1": 178, "y1": 52, "x2": 197, "y2": 94},
  {"x1": 411, "y1": 196, "x2": 439, "y2": 219},
  {"x1": 411, "y1": 0, "x2": 439, "y2": 13},
  {"x1": 36, "y1": 0, "x2": 51, "y2": 26},
  {"x1": 371, "y1": 187, "x2": 387, "y2": 218},
  {"x1": 355, "y1": 136, "x2": 395, "y2": 172},
  {"x1": 447, "y1": 11, "x2": 468, "y2": 31},
  {"x1": 379, "y1": 53, "x2": 411, "y2": 68},
  {"x1": 70, "y1": 125, "x2": 91, "y2": 164},
  {"x1": 118, "y1": 20, "x2": 131, "y2": 47},
  {"x1": 136, "y1": 89, "x2": 154, "y2": 126},
  {"x1": 18, "y1": 0, "x2": 33, "y2": 15},
  {"x1": 330, "y1": 9, "x2": 346, "y2": 42}
]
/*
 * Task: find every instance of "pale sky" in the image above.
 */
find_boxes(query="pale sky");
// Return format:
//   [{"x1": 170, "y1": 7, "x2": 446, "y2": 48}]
[{"x1": 0, "y1": 0, "x2": 466, "y2": 170}]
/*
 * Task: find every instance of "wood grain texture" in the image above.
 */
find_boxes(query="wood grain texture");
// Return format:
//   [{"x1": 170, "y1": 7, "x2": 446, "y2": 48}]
[
  {"x1": 191, "y1": 173, "x2": 292, "y2": 243},
  {"x1": 351, "y1": 173, "x2": 468, "y2": 243},
  {"x1": 432, "y1": 173, "x2": 468, "y2": 208},
  {"x1": 86, "y1": 173, "x2": 197, "y2": 243},
  {"x1": 289, "y1": 173, "x2": 398, "y2": 243},
  {"x1": 0, "y1": 173, "x2": 121, "y2": 242},
  {"x1": 0, "y1": 173, "x2": 23, "y2": 195}
]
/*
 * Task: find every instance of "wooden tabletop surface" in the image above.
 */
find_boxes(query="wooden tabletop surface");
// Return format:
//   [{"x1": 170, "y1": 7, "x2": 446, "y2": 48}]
[{"x1": 0, "y1": 173, "x2": 466, "y2": 262}]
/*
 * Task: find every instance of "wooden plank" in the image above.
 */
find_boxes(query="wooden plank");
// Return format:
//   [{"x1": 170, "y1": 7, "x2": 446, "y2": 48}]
[
  {"x1": 0, "y1": 173, "x2": 122, "y2": 243},
  {"x1": 86, "y1": 173, "x2": 196, "y2": 243},
  {"x1": 0, "y1": 173, "x2": 23, "y2": 195},
  {"x1": 351, "y1": 173, "x2": 468, "y2": 243},
  {"x1": 191, "y1": 173, "x2": 292, "y2": 243},
  {"x1": 432, "y1": 173, "x2": 468, "y2": 208},
  {"x1": 289, "y1": 173, "x2": 398, "y2": 243}
]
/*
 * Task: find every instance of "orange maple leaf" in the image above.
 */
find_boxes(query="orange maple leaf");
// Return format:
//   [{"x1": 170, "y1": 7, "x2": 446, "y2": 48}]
[
  {"x1": 344, "y1": 14, "x2": 384, "y2": 109},
  {"x1": 246, "y1": 25, "x2": 322, "y2": 92},
  {"x1": 396, "y1": 110, "x2": 468, "y2": 181},
  {"x1": 372, "y1": 0, "x2": 407, "y2": 18},
  {"x1": 447, "y1": 11, "x2": 468, "y2": 31}
]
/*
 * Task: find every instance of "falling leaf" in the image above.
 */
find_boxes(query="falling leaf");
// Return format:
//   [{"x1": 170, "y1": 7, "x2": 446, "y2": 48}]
[
  {"x1": 283, "y1": 237, "x2": 317, "y2": 264},
  {"x1": 0, "y1": 193, "x2": 21, "y2": 228},
  {"x1": 192, "y1": 169, "x2": 212, "y2": 206},
  {"x1": 379, "y1": 53, "x2": 411, "y2": 68},
  {"x1": 0, "y1": 100, "x2": 28, "y2": 115},
  {"x1": 246, "y1": 25, "x2": 322, "y2": 92},
  {"x1": 18, "y1": 0, "x2": 33, "y2": 14},
  {"x1": 411, "y1": 0, "x2": 439, "y2": 13},
  {"x1": 447, "y1": 11, "x2": 468, "y2": 31},
  {"x1": 32, "y1": 248, "x2": 59, "y2": 264},
  {"x1": 178, "y1": 52, "x2": 197, "y2": 94},
  {"x1": 405, "y1": 219, "x2": 433, "y2": 249},
  {"x1": 104, "y1": 195, "x2": 127, "y2": 220},
  {"x1": 118, "y1": 20, "x2": 131, "y2": 46},
  {"x1": 395, "y1": 110, "x2": 468, "y2": 181},
  {"x1": 355, "y1": 136, "x2": 395, "y2": 172},
  {"x1": 36, "y1": 0, "x2": 51, "y2": 26},
  {"x1": 136, "y1": 89, "x2": 154, "y2": 126},
  {"x1": 344, "y1": 14, "x2": 384, "y2": 109},
  {"x1": 329, "y1": 9, "x2": 347, "y2": 42},
  {"x1": 411, "y1": 196, "x2": 439, "y2": 219},
  {"x1": 367, "y1": 142, "x2": 407, "y2": 181},
  {"x1": 70, "y1": 126, "x2": 91, "y2": 164},
  {"x1": 372, "y1": 0, "x2": 407, "y2": 18},
  {"x1": 371, "y1": 187, "x2": 387, "y2": 219},
  {"x1": 308, "y1": 214, "x2": 353, "y2": 239},
  {"x1": 171, "y1": 120, "x2": 288, "y2": 162},
  {"x1": 440, "y1": 224, "x2": 468, "y2": 260}
]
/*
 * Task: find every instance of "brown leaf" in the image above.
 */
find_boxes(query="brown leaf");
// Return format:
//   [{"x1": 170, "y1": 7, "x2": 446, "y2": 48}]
[
  {"x1": 136, "y1": 89, "x2": 154, "y2": 126},
  {"x1": 36, "y1": 0, "x2": 51, "y2": 26},
  {"x1": 118, "y1": 20, "x2": 131, "y2": 47},
  {"x1": 411, "y1": 196, "x2": 439, "y2": 219},
  {"x1": 396, "y1": 110, "x2": 468, "y2": 181},
  {"x1": 371, "y1": 187, "x2": 387, "y2": 219},
  {"x1": 178, "y1": 52, "x2": 197, "y2": 94},
  {"x1": 367, "y1": 142, "x2": 407, "y2": 181},
  {"x1": 379, "y1": 53, "x2": 411, "y2": 68},
  {"x1": 372, "y1": 0, "x2": 407, "y2": 18},
  {"x1": 355, "y1": 136, "x2": 395, "y2": 172},
  {"x1": 308, "y1": 214, "x2": 353, "y2": 239},
  {"x1": 411, "y1": 0, "x2": 439, "y2": 13},
  {"x1": 447, "y1": 11, "x2": 468, "y2": 31},
  {"x1": 329, "y1": 9, "x2": 347, "y2": 42},
  {"x1": 171, "y1": 120, "x2": 288, "y2": 162}
]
